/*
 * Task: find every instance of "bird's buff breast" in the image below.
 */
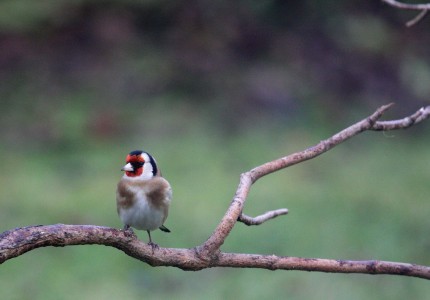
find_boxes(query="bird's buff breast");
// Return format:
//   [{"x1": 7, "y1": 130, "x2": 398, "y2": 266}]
[{"x1": 118, "y1": 192, "x2": 166, "y2": 231}]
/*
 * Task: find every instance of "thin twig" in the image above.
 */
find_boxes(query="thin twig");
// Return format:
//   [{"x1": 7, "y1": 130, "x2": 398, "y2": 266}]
[
  {"x1": 372, "y1": 106, "x2": 430, "y2": 130},
  {"x1": 382, "y1": 0, "x2": 430, "y2": 26},
  {"x1": 382, "y1": 0, "x2": 430, "y2": 10},
  {"x1": 406, "y1": 9, "x2": 428, "y2": 27},
  {"x1": 238, "y1": 209, "x2": 289, "y2": 226}
]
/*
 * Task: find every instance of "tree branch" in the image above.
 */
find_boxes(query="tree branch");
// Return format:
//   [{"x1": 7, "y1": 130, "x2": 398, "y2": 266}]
[
  {"x1": 1, "y1": 224, "x2": 430, "y2": 279},
  {"x1": 238, "y1": 209, "x2": 289, "y2": 226},
  {"x1": 406, "y1": 9, "x2": 428, "y2": 27},
  {"x1": 1, "y1": 104, "x2": 430, "y2": 280},
  {"x1": 372, "y1": 106, "x2": 430, "y2": 130},
  {"x1": 381, "y1": 0, "x2": 430, "y2": 26},
  {"x1": 382, "y1": 0, "x2": 430, "y2": 10}
]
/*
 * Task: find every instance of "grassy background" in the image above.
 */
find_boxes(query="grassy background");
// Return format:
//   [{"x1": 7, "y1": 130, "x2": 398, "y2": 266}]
[{"x1": 0, "y1": 103, "x2": 429, "y2": 299}]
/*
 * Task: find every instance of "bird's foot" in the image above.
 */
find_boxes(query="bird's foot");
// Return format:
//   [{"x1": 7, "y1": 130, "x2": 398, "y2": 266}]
[
  {"x1": 122, "y1": 225, "x2": 137, "y2": 238},
  {"x1": 148, "y1": 242, "x2": 159, "y2": 254}
]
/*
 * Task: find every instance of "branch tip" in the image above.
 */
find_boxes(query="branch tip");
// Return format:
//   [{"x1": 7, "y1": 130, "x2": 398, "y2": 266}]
[
  {"x1": 238, "y1": 209, "x2": 289, "y2": 226},
  {"x1": 406, "y1": 9, "x2": 428, "y2": 27}
]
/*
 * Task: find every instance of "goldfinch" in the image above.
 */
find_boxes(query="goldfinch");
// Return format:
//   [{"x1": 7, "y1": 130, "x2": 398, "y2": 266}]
[{"x1": 116, "y1": 150, "x2": 172, "y2": 246}]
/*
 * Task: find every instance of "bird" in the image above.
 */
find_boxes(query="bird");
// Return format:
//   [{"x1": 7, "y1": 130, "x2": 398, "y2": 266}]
[{"x1": 116, "y1": 150, "x2": 172, "y2": 247}]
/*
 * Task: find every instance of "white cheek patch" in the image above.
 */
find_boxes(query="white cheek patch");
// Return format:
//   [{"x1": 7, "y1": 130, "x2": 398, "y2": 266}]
[
  {"x1": 140, "y1": 162, "x2": 154, "y2": 180},
  {"x1": 139, "y1": 152, "x2": 155, "y2": 179},
  {"x1": 141, "y1": 152, "x2": 151, "y2": 163}
]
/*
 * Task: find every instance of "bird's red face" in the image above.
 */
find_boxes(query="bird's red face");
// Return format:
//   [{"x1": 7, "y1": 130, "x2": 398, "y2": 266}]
[{"x1": 122, "y1": 153, "x2": 145, "y2": 177}]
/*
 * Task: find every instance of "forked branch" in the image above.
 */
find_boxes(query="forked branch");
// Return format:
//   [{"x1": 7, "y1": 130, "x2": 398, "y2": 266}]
[{"x1": 1, "y1": 104, "x2": 430, "y2": 280}]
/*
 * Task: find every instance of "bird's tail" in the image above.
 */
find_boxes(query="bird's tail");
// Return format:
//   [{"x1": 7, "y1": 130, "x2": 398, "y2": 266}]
[{"x1": 159, "y1": 225, "x2": 171, "y2": 233}]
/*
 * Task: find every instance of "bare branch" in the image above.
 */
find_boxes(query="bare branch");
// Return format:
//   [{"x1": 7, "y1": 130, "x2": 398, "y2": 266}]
[
  {"x1": 382, "y1": 0, "x2": 430, "y2": 26},
  {"x1": 372, "y1": 106, "x2": 430, "y2": 130},
  {"x1": 382, "y1": 0, "x2": 430, "y2": 10},
  {"x1": 201, "y1": 103, "x2": 390, "y2": 256},
  {"x1": 217, "y1": 253, "x2": 430, "y2": 280},
  {"x1": 1, "y1": 104, "x2": 430, "y2": 280},
  {"x1": 247, "y1": 103, "x2": 395, "y2": 183},
  {"x1": 197, "y1": 104, "x2": 429, "y2": 258},
  {"x1": 238, "y1": 209, "x2": 289, "y2": 226},
  {"x1": 406, "y1": 9, "x2": 429, "y2": 27},
  {"x1": 1, "y1": 224, "x2": 430, "y2": 279}
]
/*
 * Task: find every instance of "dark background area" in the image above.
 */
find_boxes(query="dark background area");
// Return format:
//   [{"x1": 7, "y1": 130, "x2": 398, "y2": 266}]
[{"x1": 1, "y1": 0, "x2": 429, "y2": 147}]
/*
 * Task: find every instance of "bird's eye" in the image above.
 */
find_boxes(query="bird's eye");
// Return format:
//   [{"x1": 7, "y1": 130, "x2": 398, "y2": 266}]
[{"x1": 132, "y1": 161, "x2": 144, "y2": 168}]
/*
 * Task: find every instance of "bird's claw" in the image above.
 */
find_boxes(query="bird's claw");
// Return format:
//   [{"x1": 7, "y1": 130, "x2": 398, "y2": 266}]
[
  {"x1": 148, "y1": 242, "x2": 159, "y2": 253},
  {"x1": 122, "y1": 226, "x2": 137, "y2": 238}
]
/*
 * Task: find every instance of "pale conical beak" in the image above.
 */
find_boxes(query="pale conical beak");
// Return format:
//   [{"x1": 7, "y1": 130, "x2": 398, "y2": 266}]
[{"x1": 121, "y1": 163, "x2": 134, "y2": 172}]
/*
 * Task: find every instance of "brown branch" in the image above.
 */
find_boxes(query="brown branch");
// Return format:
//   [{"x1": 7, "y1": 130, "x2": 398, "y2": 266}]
[
  {"x1": 198, "y1": 103, "x2": 394, "y2": 258},
  {"x1": 238, "y1": 209, "x2": 289, "y2": 226},
  {"x1": 1, "y1": 104, "x2": 430, "y2": 280},
  {"x1": 1, "y1": 224, "x2": 430, "y2": 279},
  {"x1": 372, "y1": 106, "x2": 430, "y2": 130}
]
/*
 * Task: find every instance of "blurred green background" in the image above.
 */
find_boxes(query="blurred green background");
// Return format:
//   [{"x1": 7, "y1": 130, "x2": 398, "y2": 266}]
[{"x1": 1, "y1": 0, "x2": 429, "y2": 299}]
